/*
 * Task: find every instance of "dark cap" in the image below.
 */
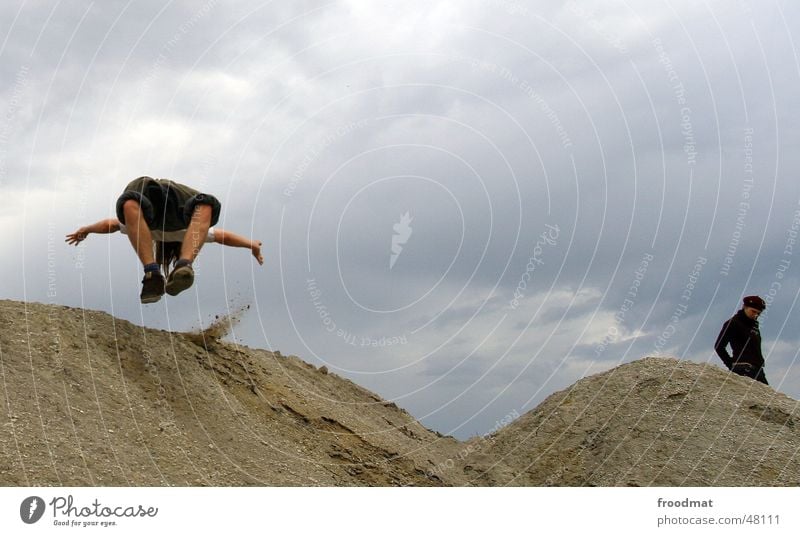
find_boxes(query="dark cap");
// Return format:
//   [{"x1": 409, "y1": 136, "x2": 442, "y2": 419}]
[{"x1": 743, "y1": 295, "x2": 766, "y2": 310}]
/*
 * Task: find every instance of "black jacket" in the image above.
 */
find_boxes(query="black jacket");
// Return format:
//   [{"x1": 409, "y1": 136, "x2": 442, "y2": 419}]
[{"x1": 714, "y1": 309, "x2": 764, "y2": 369}]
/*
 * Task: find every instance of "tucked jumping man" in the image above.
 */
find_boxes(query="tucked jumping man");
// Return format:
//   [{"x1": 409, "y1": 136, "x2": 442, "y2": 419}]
[{"x1": 65, "y1": 177, "x2": 264, "y2": 303}]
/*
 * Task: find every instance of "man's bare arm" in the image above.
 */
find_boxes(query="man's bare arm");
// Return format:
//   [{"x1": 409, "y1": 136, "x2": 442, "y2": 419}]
[
  {"x1": 214, "y1": 228, "x2": 264, "y2": 265},
  {"x1": 65, "y1": 219, "x2": 121, "y2": 245}
]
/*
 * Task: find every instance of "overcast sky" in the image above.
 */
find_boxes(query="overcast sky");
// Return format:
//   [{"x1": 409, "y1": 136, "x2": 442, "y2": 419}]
[{"x1": 2, "y1": 0, "x2": 799, "y2": 439}]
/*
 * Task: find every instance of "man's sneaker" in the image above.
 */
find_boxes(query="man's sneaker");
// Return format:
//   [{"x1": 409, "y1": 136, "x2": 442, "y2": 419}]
[
  {"x1": 140, "y1": 271, "x2": 166, "y2": 304},
  {"x1": 166, "y1": 264, "x2": 195, "y2": 296}
]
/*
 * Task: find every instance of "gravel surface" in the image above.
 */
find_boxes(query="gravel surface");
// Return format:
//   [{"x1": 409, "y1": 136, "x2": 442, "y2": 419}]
[{"x1": 2, "y1": 300, "x2": 797, "y2": 486}]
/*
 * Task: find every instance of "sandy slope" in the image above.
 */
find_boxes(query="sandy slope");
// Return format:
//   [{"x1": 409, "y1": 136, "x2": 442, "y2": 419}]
[
  {"x1": 2, "y1": 300, "x2": 798, "y2": 486},
  {"x1": 465, "y1": 358, "x2": 800, "y2": 486},
  {"x1": 0, "y1": 300, "x2": 461, "y2": 486}
]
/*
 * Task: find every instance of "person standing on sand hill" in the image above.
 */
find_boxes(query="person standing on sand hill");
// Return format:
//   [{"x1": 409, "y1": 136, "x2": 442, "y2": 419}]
[
  {"x1": 65, "y1": 176, "x2": 264, "y2": 304},
  {"x1": 714, "y1": 295, "x2": 769, "y2": 385}
]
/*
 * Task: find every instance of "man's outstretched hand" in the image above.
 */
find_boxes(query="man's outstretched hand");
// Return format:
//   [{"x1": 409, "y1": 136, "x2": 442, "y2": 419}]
[
  {"x1": 252, "y1": 241, "x2": 264, "y2": 265},
  {"x1": 65, "y1": 227, "x2": 88, "y2": 246}
]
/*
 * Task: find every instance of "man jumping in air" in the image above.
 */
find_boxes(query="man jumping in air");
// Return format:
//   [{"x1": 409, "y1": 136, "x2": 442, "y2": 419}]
[{"x1": 66, "y1": 176, "x2": 264, "y2": 304}]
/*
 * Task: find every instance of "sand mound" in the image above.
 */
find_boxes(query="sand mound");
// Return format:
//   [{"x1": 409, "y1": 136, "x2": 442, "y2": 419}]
[
  {"x1": 1, "y1": 300, "x2": 798, "y2": 486},
  {"x1": 464, "y1": 358, "x2": 800, "y2": 486}
]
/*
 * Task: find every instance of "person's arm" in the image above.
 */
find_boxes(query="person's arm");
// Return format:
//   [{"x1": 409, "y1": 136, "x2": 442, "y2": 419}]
[
  {"x1": 714, "y1": 319, "x2": 733, "y2": 369},
  {"x1": 213, "y1": 228, "x2": 264, "y2": 265},
  {"x1": 65, "y1": 218, "x2": 121, "y2": 245}
]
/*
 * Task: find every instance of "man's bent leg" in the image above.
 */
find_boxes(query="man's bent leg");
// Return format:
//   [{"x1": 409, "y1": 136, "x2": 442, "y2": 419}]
[
  {"x1": 180, "y1": 204, "x2": 212, "y2": 262},
  {"x1": 166, "y1": 205, "x2": 211, "y2": 297},
  {"x1": 122, "y1": 199, "x2": 165, "y2": 303},
  {"x1": 123, "y1": 199, "x2": 156, "y2": 266}
]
